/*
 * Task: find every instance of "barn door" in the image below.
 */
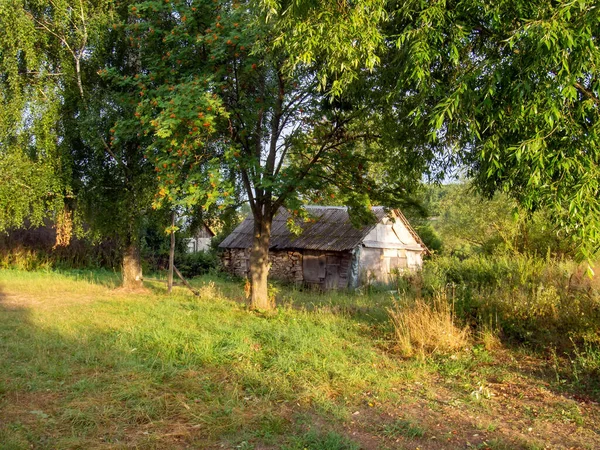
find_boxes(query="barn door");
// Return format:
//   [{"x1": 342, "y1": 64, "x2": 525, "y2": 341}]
[
  {"x1": 325, "y1": 255, "x2": 340, "y2": 290},
  {"x1": 303, "y1": 251, "x2": 326, "y2": 283}
]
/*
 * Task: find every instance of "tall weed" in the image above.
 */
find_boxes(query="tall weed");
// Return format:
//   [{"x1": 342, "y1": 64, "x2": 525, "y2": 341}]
[
  {"x1": 389, "y1": 292, "x2": 471, "y2": 358},
  {"x1": 397, "y1": 255, "x2": 600, "y2": 349}
]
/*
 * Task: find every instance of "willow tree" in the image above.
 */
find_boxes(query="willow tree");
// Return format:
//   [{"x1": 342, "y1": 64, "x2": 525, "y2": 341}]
[
  {"x1": 262, "y1": 0, "x2": 600, "y2": 261},
  {"x1": 0, "y1": 1, "x2": 67, "y2": 232},
  {"x1": 385, "y1": 0, "x2": 600, "y2": 259},
  {"x1": 1, "y1": 0, "x2": 158, "y2": 287}
]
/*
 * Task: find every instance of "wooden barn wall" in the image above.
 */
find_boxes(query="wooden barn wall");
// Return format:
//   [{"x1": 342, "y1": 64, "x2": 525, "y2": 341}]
[{"x1": 302, "y1": 250, "x2": 352, "y2": 289}]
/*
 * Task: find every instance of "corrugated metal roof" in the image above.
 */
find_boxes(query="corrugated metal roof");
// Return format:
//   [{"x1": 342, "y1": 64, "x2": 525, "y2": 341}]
[{"x1": 219, "y1": 206, "x2": 394, "y2": 251}]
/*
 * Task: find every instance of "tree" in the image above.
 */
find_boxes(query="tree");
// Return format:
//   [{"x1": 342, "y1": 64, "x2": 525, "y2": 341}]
[
  {"x1": 386, "y1": 0, "x2": 600, "y2": 259},
  {"x1": 1, "y1": 0, "x2": 160, "y2": 288},
  {"x1": 70, "y1": 0, "x2": 159, "y2": 289},
  {"x1": 428, "y1": 183, "x2": 576, "y2": 258},
  {"x1": 265, "y1": 0, "x2": 600, "y2": 260},
  {"x1": 0, "y1": 0, "x2": 68, "y2": 234},
  {"x1": 128, "y1": 0, "x2": 420, "y2": 309}
]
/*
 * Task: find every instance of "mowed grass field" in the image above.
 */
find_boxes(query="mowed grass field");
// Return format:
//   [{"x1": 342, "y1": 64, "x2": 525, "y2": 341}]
[{"x1": 1, "y1": 269, "x2": 599, "y2": 449}]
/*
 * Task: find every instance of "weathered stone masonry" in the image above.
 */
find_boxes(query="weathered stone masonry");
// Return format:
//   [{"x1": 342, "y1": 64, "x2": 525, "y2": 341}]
[{"x1": 221, "y1": 248, "x2": 303, "y2": 283}]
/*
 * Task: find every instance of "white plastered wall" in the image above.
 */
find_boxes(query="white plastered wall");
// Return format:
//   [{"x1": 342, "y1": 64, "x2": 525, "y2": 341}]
[{"x1": 358, "y1": 214, "x2": 424, "y2": 284}]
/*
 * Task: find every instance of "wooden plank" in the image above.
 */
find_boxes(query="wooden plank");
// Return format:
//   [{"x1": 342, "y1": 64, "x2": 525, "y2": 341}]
[
  {"x1": 325, "y1": 265, "x2": 339, "y2": 290},
  {"x1": 318, "y1": 254, "x2": 327, "y2": 278},
  {"x1": 173, "y1": 266, "x2": 200, "y2": 296},
  {"x1": 303, "y1": 253, "x2": 321, "y2": 282}
]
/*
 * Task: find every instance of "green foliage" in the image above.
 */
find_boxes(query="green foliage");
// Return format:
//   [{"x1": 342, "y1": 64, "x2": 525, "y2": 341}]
[
  {"x1": 175, "y1": 250, "x2": 218, "y2": 278},
  {"x1": 400, "y1": 255, "x2": 600, "y2": 349},
  {"x1": 388, "y1": 0, "x2": 600, "y2": 259},
  {"x1": 0, "y1": 1, "x2": 69, "y2": 231},
  {"x1": 1, "y1": 0, "x2": 158, "y2": 262},
  {"x1": 0, "y1": 237, "x2": 120, "y2": 271},
  {"x1": 0, "y1": 152, "x2": 63, "y2": 232},
  {"x1": 413, "y1": 223, "x2": 442, "y2": 254},
  {"x1": 426, "y1": 183, "x2": 576, "y2": 258},
  {"x1": 260, "y1": 0, "x2": 386, "y2": 97},
  {"x1": 68, "y1": 0, "x2": 158, "y2": 250}
]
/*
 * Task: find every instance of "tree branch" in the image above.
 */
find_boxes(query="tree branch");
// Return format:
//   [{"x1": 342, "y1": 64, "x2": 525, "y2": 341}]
[{"x1": 574, "y1": 82, "x2": 600, "y2": 105}]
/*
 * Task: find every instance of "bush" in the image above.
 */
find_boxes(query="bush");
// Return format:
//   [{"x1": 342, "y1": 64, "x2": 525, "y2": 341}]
[
  {"x1": 0, "y1": 227, "x2": 121, "y2": 271},
  {"x1": 396, "y1": 255, "x2": 600, "y2": 350},
  {"x1": 175, "y1": 250, "x2": 218, "y2": 278},
  {"x1": 388, "y1": 292, "x2": 471, "y2": 358}
]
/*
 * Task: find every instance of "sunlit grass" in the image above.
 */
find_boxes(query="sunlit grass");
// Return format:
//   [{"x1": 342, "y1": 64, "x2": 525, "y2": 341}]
[{"x1": 0, "y1": 269, "x2": 416, "y2": 448}]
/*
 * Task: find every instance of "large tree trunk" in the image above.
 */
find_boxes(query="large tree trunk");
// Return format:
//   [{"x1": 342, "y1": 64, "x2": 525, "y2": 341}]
[
  {"x1": 122, "y1": 243, "x2": 143, "y2": 289},
  {"x1": 249, "y1": 218, "x2": 272, "y2": 310}
]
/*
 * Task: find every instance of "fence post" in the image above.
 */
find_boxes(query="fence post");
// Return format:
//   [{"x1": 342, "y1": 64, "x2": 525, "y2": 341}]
[{"x1": 167, "y1": 211, "x2": 175, "y2": 293}]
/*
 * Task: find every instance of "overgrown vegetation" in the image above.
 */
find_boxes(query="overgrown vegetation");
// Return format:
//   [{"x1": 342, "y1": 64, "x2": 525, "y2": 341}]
[
  {"x1": 390, "y1": 254, "x2": 600, "y2": 395},
  {"x1": 389, "y1": 293, "x2": 471, "y2": 358},
  {"x1": 383, "y1": 183, "x2": 599, "y2": 369},
  {"x1": 2, "y1": 0, "x2": 598, "y2": 443}
]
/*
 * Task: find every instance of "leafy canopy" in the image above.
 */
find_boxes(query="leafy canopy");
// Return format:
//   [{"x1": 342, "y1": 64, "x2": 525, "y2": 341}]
[{"x1": 387, "y1": 0, "x2": 600, "y2": 258}]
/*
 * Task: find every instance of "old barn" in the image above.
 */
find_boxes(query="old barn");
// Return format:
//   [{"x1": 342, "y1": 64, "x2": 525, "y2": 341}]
[
  {"x1": 219, "y1": 206, "x2": 428, "y2": 289},
  {"x1": 185, "y1": 222, "x2": 214, "y2": 253}
]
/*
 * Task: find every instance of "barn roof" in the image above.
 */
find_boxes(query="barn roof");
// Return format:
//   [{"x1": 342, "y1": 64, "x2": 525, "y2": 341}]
[{"x1": 218, "y1": 206, "x2": 427, "y2": 252}]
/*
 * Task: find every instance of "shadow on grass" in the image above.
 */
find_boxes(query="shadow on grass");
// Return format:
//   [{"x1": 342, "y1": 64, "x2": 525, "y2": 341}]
[
  {"x1": 0, "y1": 281, "x2": 389, "y2": 449},
  {"x1": 189, "y1": 273, "x2": 396, "y2": 328},
  {"x1": 52, "y1": 268, "x2": 122, "y2": 289},
  {"x1": 502, "y1": 343, "x2": 600, "y2": 404}
]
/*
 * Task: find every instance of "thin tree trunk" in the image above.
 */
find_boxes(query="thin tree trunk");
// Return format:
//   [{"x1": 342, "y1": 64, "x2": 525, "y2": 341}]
[
  {"x1": 167, "y1": 211, "x2": 175, "y2": 293},
  {"x1": 122, "y1": 243, "x2": 143, "y2": 289},
  {"x1": 249, "y1": 218, "x2": 272, "y2": 310}
]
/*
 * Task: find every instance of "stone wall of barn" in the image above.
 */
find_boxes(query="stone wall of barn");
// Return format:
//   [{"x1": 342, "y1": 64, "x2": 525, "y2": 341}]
[
  {"x1": 220, "y1": 248, "x2": 303, "y2": 283},
  {"x1": 222, "y1": 246, "x2": 424, "y2": 289},
  {"x1": 269, "y1": 251, "x2": 304, "y2": 283},
  {"x1": 220, "y1": 248, "x2": 251, "y2": 278}
]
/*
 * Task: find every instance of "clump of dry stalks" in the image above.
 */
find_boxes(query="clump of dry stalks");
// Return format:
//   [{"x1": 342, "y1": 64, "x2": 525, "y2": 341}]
[{"x1": 388, "y1": 292, "x2": 471, "y2": 358}]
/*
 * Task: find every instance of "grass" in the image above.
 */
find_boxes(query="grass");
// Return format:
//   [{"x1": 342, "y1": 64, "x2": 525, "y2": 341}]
[
  {"x1": 381, "y1": 418, "x2": 425, "y2": 439},
  {"x1": 388, "y1": 292, "x2": 471, "y2": 357},
  {"x1": 1, "y1": 268, "x2": 600, "y2": 449}
]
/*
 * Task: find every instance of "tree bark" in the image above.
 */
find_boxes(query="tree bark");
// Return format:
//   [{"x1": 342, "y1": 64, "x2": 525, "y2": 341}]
[
  {"x1": 122, "y1": 243, "x2": 143, "y2": 289},
  {"x1": 249, "y1": 218, "x2": 272, "y2": 310}
]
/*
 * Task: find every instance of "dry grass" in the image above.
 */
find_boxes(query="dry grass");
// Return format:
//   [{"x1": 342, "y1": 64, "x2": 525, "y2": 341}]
[
  {"x1": 478, "y1": 327, "x2": 503, "y2": 351},
  {"x1": 389, "y1": 293, "x2": 471, "y2": 358}
]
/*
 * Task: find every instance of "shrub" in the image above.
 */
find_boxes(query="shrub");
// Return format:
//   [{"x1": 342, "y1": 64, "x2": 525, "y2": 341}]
[
  {"x1": 396, "y1": 255, "x2": 600, "y2": 350},
  {"x1": 175, "y1": 250, "x2": 218, "y2": 278},
  {"x1": 388, "y1": 292, "x2": 471, "y2": 358}
]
